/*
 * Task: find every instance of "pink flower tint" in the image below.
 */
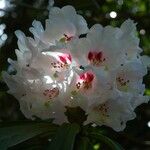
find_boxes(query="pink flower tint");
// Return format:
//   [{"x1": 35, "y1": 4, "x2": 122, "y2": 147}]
[
  {"x1": 64, "y1": 34, "x2": 73, "y2": 41},
  {"x1": 58, "y1": 53, "x2": 72, "y2": 64},
  {"x1": 79, "y1": 72, "x2": 94, "y2": 83},
  {"x1": 88, "y1": 51, "x2": 106, "y2": 66}
]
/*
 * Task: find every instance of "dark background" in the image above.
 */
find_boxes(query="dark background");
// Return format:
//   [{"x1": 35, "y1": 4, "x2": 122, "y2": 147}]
[{"x1": 0, "y1": 0, "x2": 150, "y2": 149}]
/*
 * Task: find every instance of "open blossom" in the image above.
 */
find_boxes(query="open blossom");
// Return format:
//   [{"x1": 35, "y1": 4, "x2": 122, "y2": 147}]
[
  {"x1": 29, "y1": 5, "x2": 88, "y2": 48},
  {"x1": 84, "y1": 90, "x2": 136, "y2": 131},
  {"x1": 68, "y1": 19, "x2": 141, "y2": 69},
  {"x1": 2, "y1": 2, "x2": 150, "y2": 131}
]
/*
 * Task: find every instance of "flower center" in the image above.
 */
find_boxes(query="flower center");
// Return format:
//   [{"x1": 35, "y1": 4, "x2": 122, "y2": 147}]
[
  {"x1": 116, "y1": 76, "x2": 129, "y2": 86},
  {"x1": 94, "y1": 102, "x2": 109, "y2": 119},
  {"x1": 64, "y1": 34, "x2": 73, "y2": 41},
  {"x1": 51, "y1": 54, "x2": 72, "y2": 70},
  {"x1": 88, "y1": 51, "x2": 106, "y2": 66},
  {"x1": 60, "y1": 34, "x2": 73, "y2": 42},
  {"x1": 116, "y1": 75, "x2": 130, "y2": 91},
  {"x1": 43, "y1": 87, "x2": 59, "y2": 99},
  {"x1": 59, "y1": 54, "x2": 72, "y2": 64},
  {"x1": 76, "y1": 72, "x2": 94, "y2": 90}
]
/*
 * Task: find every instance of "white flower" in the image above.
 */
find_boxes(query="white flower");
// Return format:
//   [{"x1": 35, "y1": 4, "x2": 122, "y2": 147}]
[
  {"x1": 68, "y1": 19, "x2": 142, "y2": 70},
  {"x1": 30, "y1": 5, "x2": 88, "y2": 46},
  {"x1": 2, "y1": 67, "x2": 69, "y2": 122},
  {"x1": 2, "y1": 2, "x2": 149, "y2": 131},
  {"x1": 110, "y1": 60, "x2": 147, "y2": 94},
  {"x1": 120, "y1": 19, "x2": 142, "y2": 59},
  {"x1": 85, "y1": 91, "x2": 136, "y2": 131},
  {"x1": 2, "y1": 29, "x2": 75, "y2": 124},
  {"x1": 68, "y1": 25, "x2": 124, "y2": 70}
]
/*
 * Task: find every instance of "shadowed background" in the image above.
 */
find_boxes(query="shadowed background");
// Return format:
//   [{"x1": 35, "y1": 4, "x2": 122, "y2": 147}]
[{"x1": 0, "y1": 0, "x2": 150, "y2": 149}]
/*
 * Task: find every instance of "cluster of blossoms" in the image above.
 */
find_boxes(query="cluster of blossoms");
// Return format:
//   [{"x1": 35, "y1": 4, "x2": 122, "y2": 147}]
[{"x1": 2, "y1": 4, "x2": 150, "y2": 131}]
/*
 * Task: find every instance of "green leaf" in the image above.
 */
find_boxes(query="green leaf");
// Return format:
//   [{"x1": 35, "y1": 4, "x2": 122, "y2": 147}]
[
  {"x1": 75, "y1": 137, "x2": 93, "y2": 150},
  {"x1": 47, "y1": 123, "x2": 80, "y2": 150},
  {"x1": 0, "y1": 121, "x2": 58, "y2": 150},
  {"x1": 89, "y1": 132, "x2": 124, "y2": 150}
]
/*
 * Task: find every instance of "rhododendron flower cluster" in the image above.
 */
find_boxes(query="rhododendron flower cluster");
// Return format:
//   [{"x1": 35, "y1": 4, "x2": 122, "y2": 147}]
[{"x1": 2, "y1": 4, "x2": 149, "y2": 131}]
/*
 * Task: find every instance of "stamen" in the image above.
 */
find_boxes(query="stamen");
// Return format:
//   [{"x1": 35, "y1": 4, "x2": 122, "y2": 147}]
[
  {"x1": 51, "y1": 61, "x2": 69, "y2": 69},
  {"x1": 116, "y1": 76, "x2": 130, "y2": 87},
  {"x1": 75, "y1": 72, "x2": 94, "y2": 90},
  {"x1": 94, "y1": 102, "x2": 109, "y2": 118},
  {"x1": 64, "y1": 34, "x2": 73, "y2": 41},
  {"x1": 88, "y1": 51, "x2": 106, "y2": 66},
  {"x1": 43, "y1": 87, "x2": 59, "y2": 99}
]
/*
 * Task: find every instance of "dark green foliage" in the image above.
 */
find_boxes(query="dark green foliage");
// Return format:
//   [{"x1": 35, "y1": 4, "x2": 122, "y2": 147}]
[
  {"x1": 0, "y1": 121, "x2": 58, "y2": 150},
  {"x1": 47, "y1": 123, "x2": 80, "y2": 150}
]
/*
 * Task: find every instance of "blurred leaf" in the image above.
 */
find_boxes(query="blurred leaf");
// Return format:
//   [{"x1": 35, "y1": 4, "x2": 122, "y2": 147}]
[
  {"x1": 89, "y1": 132, "x2": 124, "y2": 150},
  {"x1": 139, "y1": 2, "x2": 146, "y2": 12},
  {"x1": 145, "y1": 89, "x2": 150, "y2": 96},
  {"x1": 0, "y1": 121, "x2": 58, "y2": 150},
  {"x1": 47, "y1": 123, "x2": 80, "y2": 150},
  {"x1": 75, "y1": 137, "x2": 93, "y2": 150}
]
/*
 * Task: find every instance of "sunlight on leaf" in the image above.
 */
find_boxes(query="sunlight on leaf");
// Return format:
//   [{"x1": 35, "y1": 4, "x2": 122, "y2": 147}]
[
  {"x1": 93, "y1": 143, "x2": 100, "y2": 150},
  {"x1": 145, "y1": 89, "x2": 150, "y2": 96}
]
